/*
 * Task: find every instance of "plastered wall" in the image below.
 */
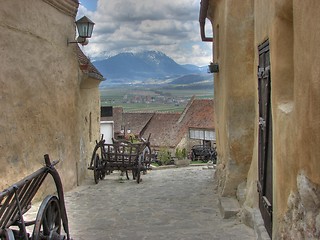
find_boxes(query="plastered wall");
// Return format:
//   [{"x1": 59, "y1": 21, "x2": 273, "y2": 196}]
[
  {"x1": 0, "y1": 0, "x2": 100, "y2": 196},
  {"x1": 209, "y1": 0, "x2": 256, "y2": 197},
  {"x1": 209, "y1": 0, "x2": 320, "y2": 238}
]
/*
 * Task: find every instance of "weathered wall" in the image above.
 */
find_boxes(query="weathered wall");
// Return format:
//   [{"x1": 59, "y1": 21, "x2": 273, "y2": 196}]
[
  {"x1": 247, "y1": 0, "x2": 320, "y2": 238},
  {"x1": 210, "y1": 0, "x2": 320, "y2": 238},
  {"x1": 208, "y1": 0, "x2": 255, "y2": 197},
  {"x1": 275, "y1": 0, "x2": 320, "y2": 238},
  {"x1": 0, "y1": 0, "x2": 100, "y2": 195},
  {"x1": 79, "y1": 77, "x2": 102, "y2": 180}
]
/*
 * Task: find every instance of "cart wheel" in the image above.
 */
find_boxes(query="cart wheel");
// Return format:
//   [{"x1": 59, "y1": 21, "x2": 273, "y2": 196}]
[
  {"x1": 142, "y1": 146, "x2": 150, "y2": 174},
  {"x1": 1, "y1": 229, "x2": 15, "y2": 240},
  {"x1": 99, "y1": 161, "x2": 106, "y2": 180},
  {"x1": 132, "y1": 169, "x2": 136, "y2": 180},
  {"x1": 136, "y1": 162, "x2": 141, "y2": 184},
  {"x1": 191, "y1": 152, "x2": 195, "y2": 161},
  {"x1": 93, "y1": 153, "x2": 101, "y2": 184},
  {"x1": 100, "y1": 169, "x2": 106, "y2": 180},
  {"x1": 32, "y1": 195, "x2": 61, "y2": 240}
]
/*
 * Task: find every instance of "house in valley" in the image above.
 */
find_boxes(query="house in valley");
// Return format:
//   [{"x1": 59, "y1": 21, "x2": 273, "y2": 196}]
[{"x1": 101, "y1": 97, "x2": 215, "y2": 154}]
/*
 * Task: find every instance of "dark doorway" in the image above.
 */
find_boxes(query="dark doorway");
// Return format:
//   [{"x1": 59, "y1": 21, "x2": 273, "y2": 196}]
[
  {"x1": 101, "y1": 106, "x2": 113, "y2": 117},
  {"x1": 203, "y1": 140, "x2": 211, "y2": 147},
  {"x1": 257, "y1": 39, "x2": 273, "y2": 238}
]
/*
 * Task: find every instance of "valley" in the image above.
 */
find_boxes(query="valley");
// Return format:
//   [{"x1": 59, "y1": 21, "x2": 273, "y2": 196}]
[
  {"x1": 94, "y1": 50, "x2": 214, "y2": 112},
  {"x1": 100, "y1": 84, "x2": 214, "y2": 112}
]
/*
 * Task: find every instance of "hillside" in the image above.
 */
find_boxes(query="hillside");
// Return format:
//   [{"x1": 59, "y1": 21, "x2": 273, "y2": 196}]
[
  {"x1": 169, "y1": 74, "x2": 211, "y2": 85},
  {"x1": 93, "y1": 51, "x2": 208, "y2": 85}
]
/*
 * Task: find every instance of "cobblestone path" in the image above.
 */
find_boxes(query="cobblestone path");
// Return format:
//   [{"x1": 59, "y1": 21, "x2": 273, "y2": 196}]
[{"x1": 62, "y1": 166, "x2": 254, "y2": 240}]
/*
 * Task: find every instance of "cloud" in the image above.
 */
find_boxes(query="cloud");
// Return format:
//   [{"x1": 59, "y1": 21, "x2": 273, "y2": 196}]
[{"x1": 77, "y1": 0, "x2": 212, "y2": 66}]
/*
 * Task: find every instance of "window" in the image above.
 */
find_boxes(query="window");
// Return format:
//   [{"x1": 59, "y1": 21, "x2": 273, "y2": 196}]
[
  {"x1": 101, "y1": 106, "x2": 113, "y2": 117},
  {"x1": 189, "y1": 128, "x2": 216, "y2": 141}
]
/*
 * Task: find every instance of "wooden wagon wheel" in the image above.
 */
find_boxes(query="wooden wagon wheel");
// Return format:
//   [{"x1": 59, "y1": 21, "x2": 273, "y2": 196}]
[
  {"x1": 93, "y1": 153, "x2": 105, "y2": 184},
  {"x1": 136, "y1": 160, "x2": 142, "y2": 184},
  {"x1": 191, "y1": 152, "x2": 196, "y2": 161},
  {"x1": 125, "y1": 170, "x2": 130, "y2": 180},
  {"x1": 1, "y1": 229, "x2": 15, "y2": 240},
  {"x1": 142, "y1": 146, "x2": 151, "y2": 174},
  {"x1": 136, "y1": 168, "x2": 141, "y2": 183},
  {"x1": 32, "y1": 195, "x2": 62, "y2": 240},
  {"x1": 132, "y1": 169, "x2": 136, "y2": 180}
]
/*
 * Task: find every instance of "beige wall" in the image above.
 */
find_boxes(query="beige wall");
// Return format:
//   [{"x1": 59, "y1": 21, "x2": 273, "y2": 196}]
[
  {"x1": 0, "y1": 0, "x2": 101, "y2": 195},
  {"x1": 251, "y1": 1, "x2": 320, "y2": 238},
  {"x1": 275, "y1": 1, "x2": 320, "y2": 238},
  {"x1": 209, "y1": 0, "x2": 255, "y2": 197},
  {"x1": 209, "y1": 0, "x2": 320, "y2": 238},
  {"x1": 79, "y1": 77, "x2": 102, "y2": 180},
  {"x1": 292, "y1": 0, "x2": 320, "y2": 182}
]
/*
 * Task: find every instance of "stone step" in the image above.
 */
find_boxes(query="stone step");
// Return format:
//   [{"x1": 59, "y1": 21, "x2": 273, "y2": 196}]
[{"x1": 218, "y1": 197, "x2": 241, "y2": 219}]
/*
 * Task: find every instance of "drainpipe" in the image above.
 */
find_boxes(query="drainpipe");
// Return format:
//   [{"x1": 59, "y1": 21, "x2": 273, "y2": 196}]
[{"x1": 199, "y1": 0, "x2": 213, "y2": 42}]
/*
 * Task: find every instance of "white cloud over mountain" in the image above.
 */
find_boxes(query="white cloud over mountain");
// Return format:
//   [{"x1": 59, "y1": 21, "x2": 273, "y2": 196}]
[{"x1": 77, "y1": 0, "x2": 213, "y2": 66}]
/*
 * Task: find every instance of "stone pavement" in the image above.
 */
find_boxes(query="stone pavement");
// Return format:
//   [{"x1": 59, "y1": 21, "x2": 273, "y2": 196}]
[{"x1": 61, "y1": 166, "x2": 255, "y2": 240}]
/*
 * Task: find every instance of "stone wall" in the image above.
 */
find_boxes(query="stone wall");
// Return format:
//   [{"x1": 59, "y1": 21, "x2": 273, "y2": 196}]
[
  {"x1": 278, "y1": 172, "x2": 320, "y2": 239},
  {"x1": 0, "y1": 0, "x2": 100, "y2": 195}
]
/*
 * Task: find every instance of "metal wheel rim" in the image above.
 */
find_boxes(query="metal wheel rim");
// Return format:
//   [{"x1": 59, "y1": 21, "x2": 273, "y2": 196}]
[
  {"x1": 136, "y1": 161, "x2": 141, "y2": 183},
  {"x1": 1, "y1": 229, "x2": 15, "y2": 240},
  {"x1": 32, "y1": 195, "x2": 61, "y2": 240},
  {"x1": 93, "y1": 153, "x2": 100, "y2": 184}
]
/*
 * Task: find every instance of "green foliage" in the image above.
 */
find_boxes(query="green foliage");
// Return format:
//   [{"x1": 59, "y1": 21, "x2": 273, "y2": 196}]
[
  {"x1": 182, "y1": 148, "x2": 187, "y2": 159},
  {"x1": 175, "y1": 148, "x2": 187, "y2": 160},
  {"x1": 158, "y1": 147, "x2": 171, "y2": 165},
  {"x1": 175, "y1": 148, "x2": 180, "y2": 159},
  {"x1": 127, "y1": 134, "x2": 139, "y2": 143}
]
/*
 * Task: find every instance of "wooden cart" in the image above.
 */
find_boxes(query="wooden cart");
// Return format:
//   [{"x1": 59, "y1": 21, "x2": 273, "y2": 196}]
[
  {"x1": 0, "y1": 154, "x2": 70, "y2": 240},
  {"x1": 88, "y1": 136, "x2": 152, "y2": 184}
]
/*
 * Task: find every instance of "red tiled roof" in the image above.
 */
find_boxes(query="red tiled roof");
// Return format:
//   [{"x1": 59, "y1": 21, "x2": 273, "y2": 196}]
[
  {"x1": 76, "y1": 46, "x2": 104, "y2": 81},
  {"x1": 141, "y1": 112, "x2": 181, "y2": 148},
  {"x1": 174, "y1": 98, "x2": 214, "y2": 145},
  {"x1": 43, "y1": 0, "x2": 79, "y2": 17},
  {"x1": 179, "y1": 98, "x2": 214, "y2": 129},
  {"x1": 104, "y1": 98, "x2": 215, "y2": 149},
  {"x1": 122, "y1": 112, "x2": 154, "y2": 135}
]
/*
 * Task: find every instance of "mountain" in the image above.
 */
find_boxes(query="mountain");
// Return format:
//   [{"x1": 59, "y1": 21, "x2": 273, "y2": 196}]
[
  {"x1": 169, "y1": 74, "x2": 211, "y2": 85},
  {"x1": 93, "y1": 51, "x2": 202, "y2": 84},
  {"x1": 181, "y1": 64, "x2": 205, "y2": 73}
]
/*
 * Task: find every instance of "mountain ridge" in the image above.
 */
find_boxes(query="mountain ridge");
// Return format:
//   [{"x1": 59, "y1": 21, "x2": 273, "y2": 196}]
[{"x1": 92, "y1": 51, "x2": 208, "y2": 85}]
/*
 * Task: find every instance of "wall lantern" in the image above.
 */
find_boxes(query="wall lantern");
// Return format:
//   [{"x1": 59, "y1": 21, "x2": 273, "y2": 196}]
[
  {"x1": 208, "y1": 62, "x2": 219, "y2": 73},
  {"x1": 68, "y1": 16, "x2": 95, "y2": 46}
]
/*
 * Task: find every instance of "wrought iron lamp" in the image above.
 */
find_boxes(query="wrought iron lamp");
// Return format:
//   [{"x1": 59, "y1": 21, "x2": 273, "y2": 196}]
[
  {"x1": 68, "y1": 16, "x2": 95, "y2": 46},
  {"x1": 208, "y1": 62, "x2": 219, "y2": 73}
]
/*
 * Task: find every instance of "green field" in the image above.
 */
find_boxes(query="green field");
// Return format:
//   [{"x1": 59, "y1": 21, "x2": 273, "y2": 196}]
[{"x1": 100, "y1": 85, "x2": 214, "y2": 112}]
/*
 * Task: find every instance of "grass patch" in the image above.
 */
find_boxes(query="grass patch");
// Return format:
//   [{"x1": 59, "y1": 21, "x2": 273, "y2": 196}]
[
  {"x1": 150, "y1": 162, "x2": 160, "y2": 167},
  {"x1": 191, "y1": 160, "x2": 207, "y2": 164}
]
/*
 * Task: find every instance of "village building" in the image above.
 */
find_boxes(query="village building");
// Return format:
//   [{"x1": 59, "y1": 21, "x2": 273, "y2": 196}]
[
  {"x1": 201, "y1": 0, "x2": 320, "y2": 238},
  {"x1": 3, "y1": 0, "x2": 320, "y2": 239},
  {"x1": 101, "y1": 97, "x2": 215, "y2": 154},
  {"x1": 0, "y1": 0, "x2": 103, "y2": 193}
]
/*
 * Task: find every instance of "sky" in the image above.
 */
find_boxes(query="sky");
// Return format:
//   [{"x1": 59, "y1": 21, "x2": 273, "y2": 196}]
[{"x1": 77, "y1": 0, "x2": 213, "y2": 66}]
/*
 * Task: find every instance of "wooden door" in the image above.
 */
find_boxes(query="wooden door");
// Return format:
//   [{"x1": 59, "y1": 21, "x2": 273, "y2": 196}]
[{"x1": 257, "y1": 40, "x2": 273, "y2": 238}]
